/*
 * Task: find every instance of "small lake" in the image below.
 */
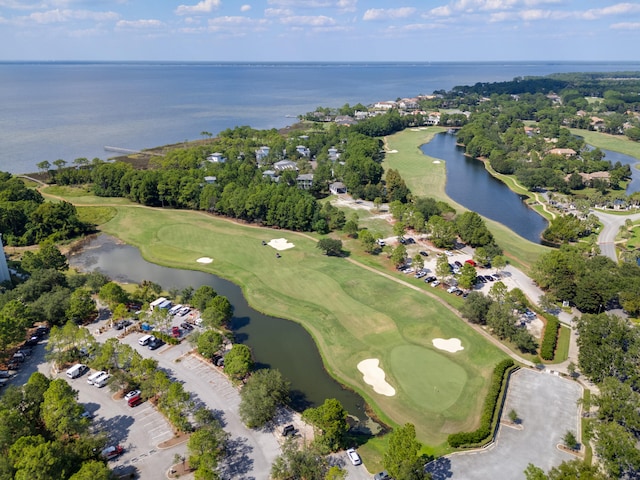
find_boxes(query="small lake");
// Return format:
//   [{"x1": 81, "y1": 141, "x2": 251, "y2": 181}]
[
  {"x1": 421, "y1": 132, "x2": 549, "y2": 243},
  {"x1": 594, "y1": 147, "x2": 640, "y2": 194},
  {"x1": 68, "y1": 234, "x2": 371, "y2": 423}
]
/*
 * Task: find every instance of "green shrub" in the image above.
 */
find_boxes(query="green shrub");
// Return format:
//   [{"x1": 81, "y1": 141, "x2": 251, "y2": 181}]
[
  {"x1": 540, "y1": 316, "x2": 560, "y2": 360},
  {"x1": 448, "y1": 359, "x2": 514, "y2": 448}
]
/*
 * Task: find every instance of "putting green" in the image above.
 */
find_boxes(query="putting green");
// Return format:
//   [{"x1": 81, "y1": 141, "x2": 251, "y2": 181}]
[{"x1": 389, "y1": 345, "x2": 467, "y2": 413}]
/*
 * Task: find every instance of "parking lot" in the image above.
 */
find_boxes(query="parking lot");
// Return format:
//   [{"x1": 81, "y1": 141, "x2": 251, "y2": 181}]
[
  {"x1": 61, "y1": 363, "x2": 180, "y2": 479},
  {"x1": 426, "y1": 368, "x2": 583, "y2": 479}
]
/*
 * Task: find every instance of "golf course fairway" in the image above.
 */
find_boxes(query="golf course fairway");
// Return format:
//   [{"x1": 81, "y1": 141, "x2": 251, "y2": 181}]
[{"x1": 85, "y1": 201, "x2": 507, "y2": 450}]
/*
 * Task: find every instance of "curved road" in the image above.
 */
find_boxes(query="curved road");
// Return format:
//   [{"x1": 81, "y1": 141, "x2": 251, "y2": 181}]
[{"x1": 591, "y1": 209, "x2": 640, "y2": 261}]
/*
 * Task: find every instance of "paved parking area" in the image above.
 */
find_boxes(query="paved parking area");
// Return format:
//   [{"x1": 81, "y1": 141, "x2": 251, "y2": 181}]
[
  {"x1": 61, "y1": 366, "x2": 181, "y2": 479},
  {"x1": 426, "y1": 368, "x2": 583, "y2": 480}
]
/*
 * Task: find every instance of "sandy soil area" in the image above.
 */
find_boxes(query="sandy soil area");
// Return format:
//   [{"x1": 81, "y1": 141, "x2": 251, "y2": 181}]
[
  {"x1": 268, "y1": 238, "x2": 295, "y2": 251},
  {"x1": 432, "y1": 338, "x2": 464, "y2": 353},
  {"x1": 357, "y1": 358, "x2": 396, "y2": 396}
]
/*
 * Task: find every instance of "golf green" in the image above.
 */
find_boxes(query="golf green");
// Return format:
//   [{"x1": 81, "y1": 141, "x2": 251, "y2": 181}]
[{"x1": 389, "y1": 345, "x2": 467, "y2": 413}]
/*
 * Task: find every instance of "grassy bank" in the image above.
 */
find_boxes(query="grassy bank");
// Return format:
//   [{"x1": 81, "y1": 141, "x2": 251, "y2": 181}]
[
  {"x1": 570, "y1": 129, "x2": 640, "y2": 160},
  {"x1": 383, "y1": 128, "x2": 549, "y2": 271}
]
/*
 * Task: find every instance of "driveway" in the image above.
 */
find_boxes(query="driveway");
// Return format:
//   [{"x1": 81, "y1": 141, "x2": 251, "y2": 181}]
[{"x1": 426, "y1": 368, "x2": 583, "y2": 480}]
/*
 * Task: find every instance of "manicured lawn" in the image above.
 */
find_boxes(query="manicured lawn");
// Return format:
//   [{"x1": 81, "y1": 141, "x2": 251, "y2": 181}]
[
  {"x1": 569, "y1": 128, "x2": 640, "y2": 160},
  {"x1": 89, "y1": 203, "x2": 507, "y2": 452},
  {"x1": 383, "y1": 129, "x2": 549, "y2": 271}
]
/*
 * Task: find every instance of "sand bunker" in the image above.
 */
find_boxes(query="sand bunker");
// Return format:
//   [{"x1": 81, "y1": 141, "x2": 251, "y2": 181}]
[
  {"x1": 196, "y1": 257, "x2": 213, "y2": 264},
  {"x1": 268, "y1": 238, "x2": 295, "y2": 251},
  {"x1": 433, "y1": 160, "x2": 441, "y2": 164},
  {"x1": 387, "y1": 149, "x2": 398, "y2": 153},
  {"x1": 432, "y1": 338, "x2": 464, "y2": 353},
  {"x1": 411, "y1": 128, "x2": 420, "y2": 131},
  {"x1": 357, "y1": 359, "x2": 396, "y2": 396}
]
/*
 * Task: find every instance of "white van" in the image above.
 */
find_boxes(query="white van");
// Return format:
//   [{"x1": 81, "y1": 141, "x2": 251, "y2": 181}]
[
  {"x1": 87, "y1": 370, "x2": 106, "y2": 385},
  {"x1": 138, "y1": 334, "x2": 153, "y2": 346},
  {"x1": 66, "y1": 363, "x2": 88, "y2": 379},
  {"x1": 93, "y1": 373, "x2": 110, "y2": 388},
  {"x1": 169, "y1": 304, "x2": 182, "y2": 315}
]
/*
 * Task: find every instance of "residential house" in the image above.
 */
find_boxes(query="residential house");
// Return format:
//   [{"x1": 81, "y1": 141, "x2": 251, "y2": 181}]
[
  {"x1": 335, "y1": 115, "x2": 357, "y2": 126},
  {"x1": 296, "y1": 174, "x2": 314, "y2": 190},
  {"x1": 564, "y1": 171, "x2": 610, "y2": 186},
  {"x1": 328, "y1": 147, "x2": 340, "y2": 162},
  {"x1": 207, "y1": 152, "x2": 226, "y2": 163},
  {"x1": 255, "y1": 146, "x2": 271, "y2": 164},
  {"x1": 548, "y1": 148, "x2": 577, "y2": 157},
  {"x1": 203, "y1": 176, "x2": 217, "y2": 184},
  {"x1": 329, "y1": 182, "x2": 347, "y2": 195},
  {"x1": 262, "y1": 170, "x2": 277, "y2": 181},
  {"x1": 373, "y1": 101, "x2": 396, "y2": 111},
  {"x1": 296, "y1": 145, "x2": 311, "y2": 158},
  {"x1": 273, "y1": 160, "x2": 298, "y2": 172}
]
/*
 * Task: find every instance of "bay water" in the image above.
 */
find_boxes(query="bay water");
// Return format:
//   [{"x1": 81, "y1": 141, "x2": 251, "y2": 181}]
[{"x1": 2, "y1": 61, "x2": 639, "y2": 175}]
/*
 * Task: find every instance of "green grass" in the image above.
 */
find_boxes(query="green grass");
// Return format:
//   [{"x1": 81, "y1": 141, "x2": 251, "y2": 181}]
[
  {"x1": 83, "y1": 202, "x2": 508, "y2": 453},
  {"x1": 553, "y1": 325, "x2": 571, "y2": 363},
  {"x1": 77, "y1": 206, "x2": 118, "y2": 226},
  {"x1": 383, "y1": 128, "x2": 549, "y2": 271},
  {"x1": 569, "y1": 128, "x2": 640, "y2": 160},
  {"x1": 41, "y1": 185, "x2": 136, "y2": 205}
]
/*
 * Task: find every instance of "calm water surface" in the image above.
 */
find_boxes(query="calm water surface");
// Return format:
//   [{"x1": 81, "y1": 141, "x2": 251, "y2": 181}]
[
  {"x1": 68, "y1": 234, "x2": 369, "y2": 421},
  {"x1": 421, "y1": 132, "x2": 549, "y2": 243}
]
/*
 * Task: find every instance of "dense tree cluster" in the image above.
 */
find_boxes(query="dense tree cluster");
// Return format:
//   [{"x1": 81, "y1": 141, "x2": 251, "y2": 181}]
[
  {"x1": 0, "y1": 372, "x2": 114, "y2": 479},
  {"x1": 574, "y1": 313, "x2": 640, "y2": 478},
  {"x1": 531, "y1": 246, "x2": 640, "y2": 314},
  {"x1": 0, "y1": 172, "x2": 90, "y2": 246}
]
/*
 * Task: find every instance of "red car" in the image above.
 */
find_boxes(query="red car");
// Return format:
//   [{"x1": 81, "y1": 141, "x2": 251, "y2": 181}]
[
  {"x1": 171, "y1": 326, "x2": 181, "y2": 338},
  {"x1": 464, "y1": 259, "x2": 477, "y2": 267},
  {"x1": 101, "y1": 445, "x2": 124, "y2": 460}
]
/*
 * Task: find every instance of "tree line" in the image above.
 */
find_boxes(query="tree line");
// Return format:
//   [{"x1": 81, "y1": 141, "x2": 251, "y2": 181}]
[{"x1": 0, "y1": 172, "x2": 90, "y2": 246}]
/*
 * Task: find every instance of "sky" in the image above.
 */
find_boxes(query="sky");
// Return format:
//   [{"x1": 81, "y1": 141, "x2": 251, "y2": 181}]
[{"x1": 0, "y1": 0, "x2": 639, "y2": 62}]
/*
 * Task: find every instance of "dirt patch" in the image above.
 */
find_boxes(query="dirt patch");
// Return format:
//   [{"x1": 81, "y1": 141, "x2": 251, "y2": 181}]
[{"x1": 158, "y1": 431, "x2": 191, "y2": 449}]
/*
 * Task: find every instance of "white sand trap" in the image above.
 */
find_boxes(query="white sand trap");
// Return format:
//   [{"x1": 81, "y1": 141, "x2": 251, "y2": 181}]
[
  {"x1": 411, "y1": 128, "x2": 420, "y2": 131},
  {"x1": 432, "y1": 338, "x2": 464, "y2": 353},
  {"x1": 357, "y1": 359, "x2": 396, "y2": 396},
  {"x1": 268, "y1": 238, "x2": 295, "y2": 251},
  {"x1": 419, "y1": 127, "x2": 428, "y2": 130},
  {"x1": 433, "y1": 160, "x2": 441, "y2": 164},
  {"x1": 196, "y1": 257, "x2": 213, "y2": 264},
  {"x1": 387, "y1": 149, "x2": 398, "y2": 153}
]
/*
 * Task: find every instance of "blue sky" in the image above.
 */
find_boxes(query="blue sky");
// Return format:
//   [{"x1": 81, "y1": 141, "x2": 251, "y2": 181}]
[{"x1": 1, "y1": 0, "x2": 639, "y2": 61}]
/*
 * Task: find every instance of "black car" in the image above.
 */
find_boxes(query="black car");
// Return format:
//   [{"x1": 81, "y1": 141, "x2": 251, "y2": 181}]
[
  {"x1": 148, "y1": 338, "x2": 164, "y2": 350},
  {"x1": 25, "y1": 336, "x2": 39, "y2": 347},
  {"x1": 454, "y1": 261, "x2": 462, "y2": 268},
  {"x1": 180, "y1": 322, "x2": 194, "y2": 331},
  {"x1": 406, "y1": 237, "x2": 416, "y2": 244},
  {"x1": 34, "y1": 326, "x2": 49, "y2": 338},
  {"x1": 399, "y1": 238, "x2": 406, "y2": 245},
  {"x1": 424, "y1": 276, "x2": 437, "y2": 283},
  {"x1": 419, "y1": 251, "x2": 429, "y2": 257}
]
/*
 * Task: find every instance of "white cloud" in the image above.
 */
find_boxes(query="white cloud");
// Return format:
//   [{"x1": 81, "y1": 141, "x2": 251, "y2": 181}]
[
  {"x1": 337, "y1": 0, "x2": 357, "y2": 12},
  {"x1": 363, "y1": 7, "x2": 416, "y2": 21},
  {"x1": 175, "y1": 0, "x2": 221, "y2": 16},
  {"x1": 240, "y1": 4, "x2": 251, "y2": 12},
  {"x1": 427, "y1": 5, "x2": 452, "y2": 17},
  {"x1": 279, "y1": 14, "x2": 335, "y2": 26},
  {"x1": 206, "y1": 15, "x2": 268, "y2": 33},
  {"x1": 116, "y1": 19, "x2": 164, "y2": 29},
  {"x1": 611, "y1": 21, "x2": 640, "y2": 30},
  {"x1": 582, "y1": 3, "x2": 640, "y2": 21},
  {"x1": 26, "y1": 8, "x2": 118, "y2": 24},
  {"x1": 265, "y1": 8, "x2": 294, "y2": 16}
]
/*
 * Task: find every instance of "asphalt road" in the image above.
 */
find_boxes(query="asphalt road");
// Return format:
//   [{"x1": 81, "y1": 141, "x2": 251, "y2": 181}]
[{"x1": 591, "y1": 209, "x2": 640, "y2": 261}]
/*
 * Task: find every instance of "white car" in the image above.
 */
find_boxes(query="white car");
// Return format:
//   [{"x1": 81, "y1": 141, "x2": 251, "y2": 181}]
[
  {"x1": 125, "y1": 389, "x2": 141, "y2": 400},
  {"x1": 346, "y1": 448, "x2": 362, "y2": 466},
  {"x1": 431, "y1": 280, "x2": 440, "y2": 287}
]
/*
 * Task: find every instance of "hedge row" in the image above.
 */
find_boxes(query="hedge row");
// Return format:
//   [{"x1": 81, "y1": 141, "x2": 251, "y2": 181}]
[
  {"x1": 448, "y1": 359, "x2": 515, "y2": 448},
  {"x1": 540, "y1": 316, "x2": 560, "y2": 360}
]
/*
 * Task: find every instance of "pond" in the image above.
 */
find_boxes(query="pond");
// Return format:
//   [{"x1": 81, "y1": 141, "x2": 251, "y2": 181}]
[
  {"x1": 68, "y1": 234, "x2": 372, "y2": 425},
  {"x1": 420, "y1": 132, "x2": 549, "y2": 243}
]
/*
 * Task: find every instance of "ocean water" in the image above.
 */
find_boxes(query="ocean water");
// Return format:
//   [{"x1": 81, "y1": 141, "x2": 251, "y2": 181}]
[{"x1": 1, "y1": 61, "x2": 639, "y2": 175}]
